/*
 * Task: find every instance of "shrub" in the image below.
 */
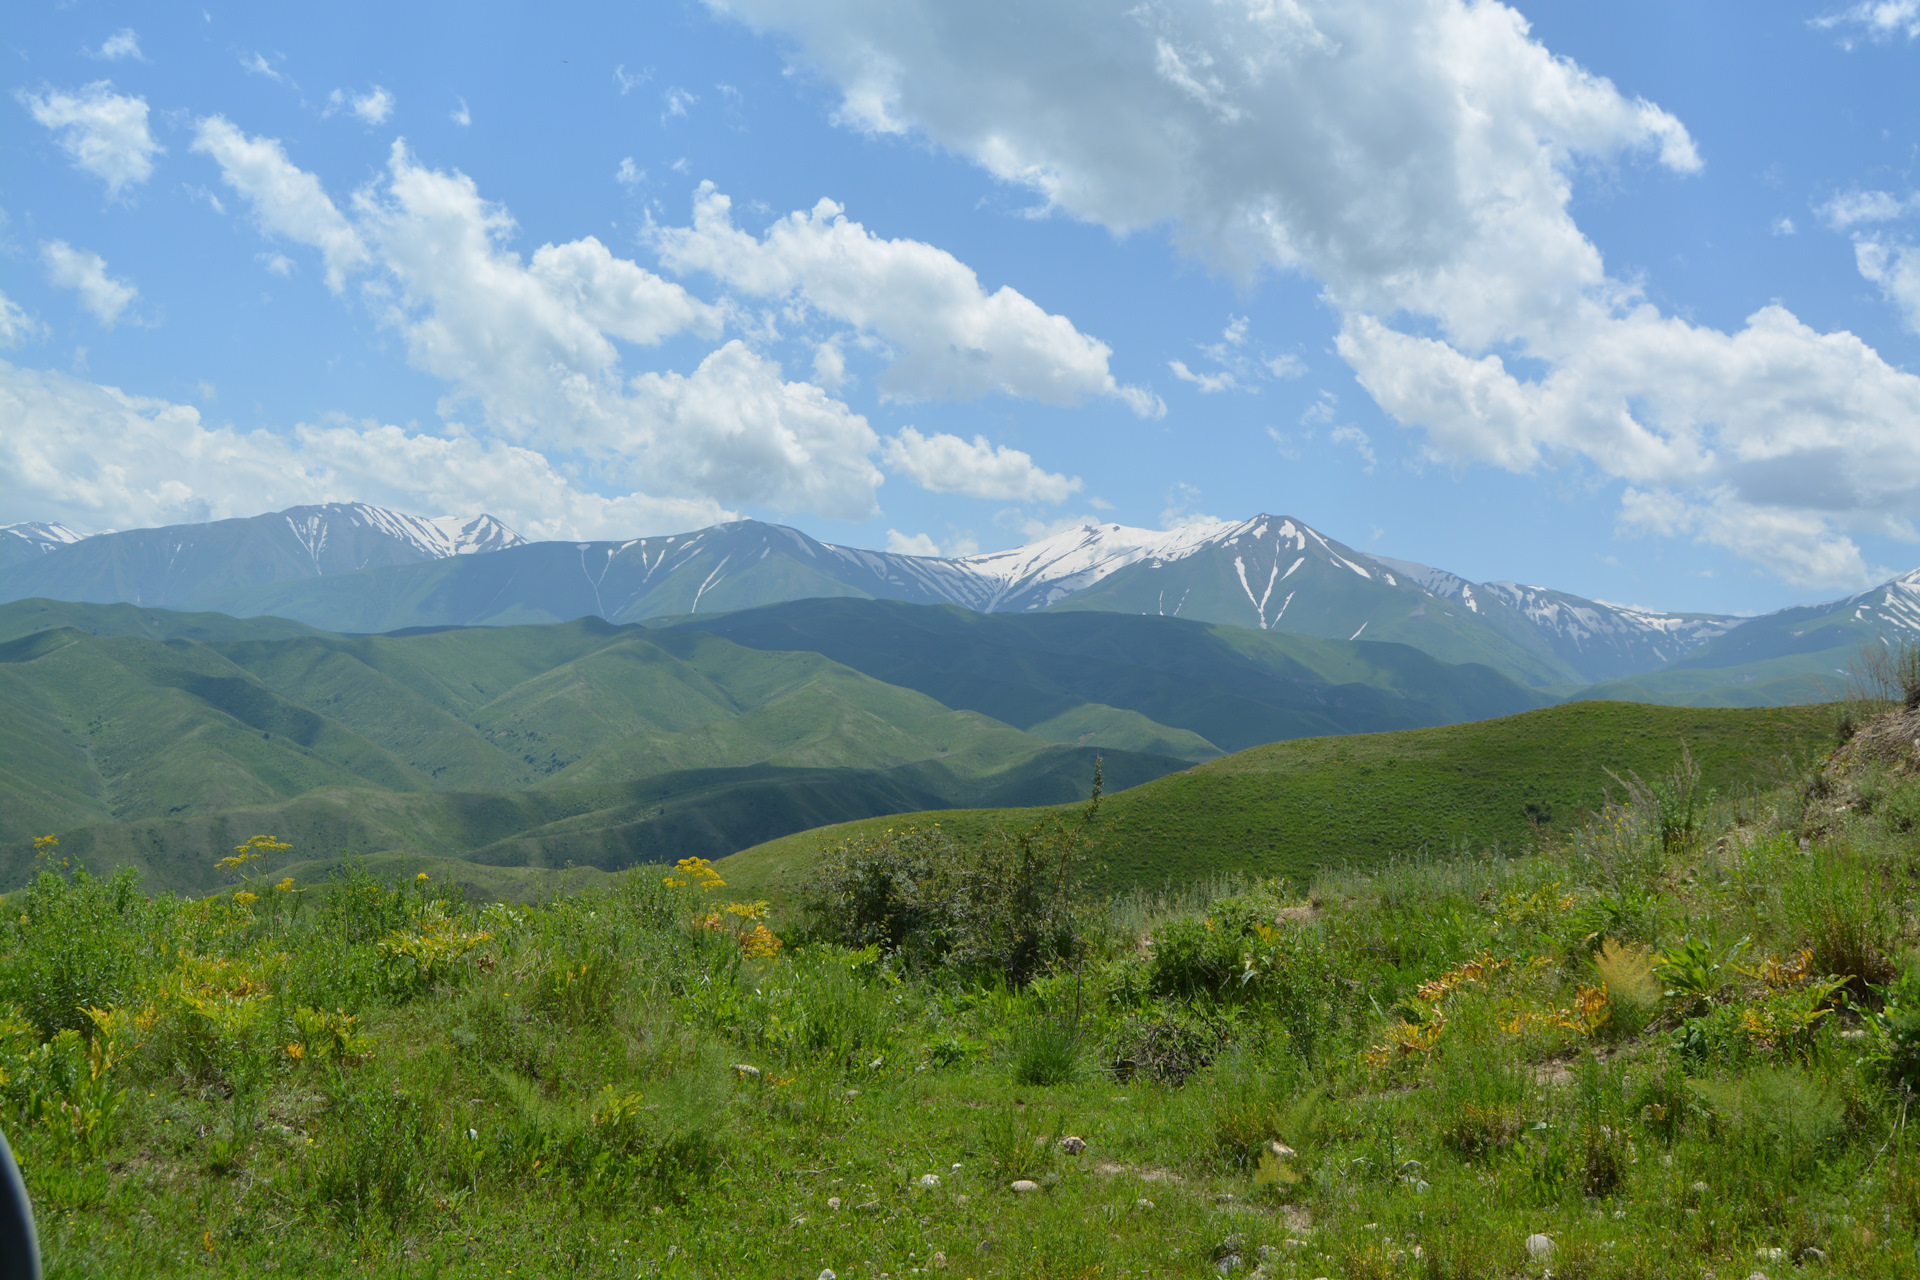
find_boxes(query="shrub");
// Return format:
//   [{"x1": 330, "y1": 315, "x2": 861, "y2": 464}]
[
  {"x1": 1867, "y1": 967, "x2": 1920, "y2": 1093},
  {"x1": 307, "y1": 1083, "x2": 435, "y2": 1226},
  {"x1": 1592, "y1": 937, "x2": 1662, "y2": 1038},
  {"x1": 1011, "y1": 1020, "x2": 1079, "y2": 1086},
  {"x1": 1146, "y1": 916, "x2": 1244, "y2": 999},
  {"x1": 1109, "y1": 1004, "x2": 1235, "y2": 1086},
  {"x1": 808, "y1": 763, "x2": 1107, "y2": 985},
  {"x1": 0, "y1": 868, "x2": 149, "y2": 1037}
]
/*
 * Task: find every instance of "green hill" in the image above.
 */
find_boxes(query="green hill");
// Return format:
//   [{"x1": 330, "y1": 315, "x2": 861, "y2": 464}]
[
  {"x1": 672, "y1": 597, "x2": 1550, "y2": 753},
  {"x1": 718, "y1": 700, "x2": 1837, "y2": 902},
  {"x1": 2, "y1": 596, "x2": 1555, "y2": 895}
]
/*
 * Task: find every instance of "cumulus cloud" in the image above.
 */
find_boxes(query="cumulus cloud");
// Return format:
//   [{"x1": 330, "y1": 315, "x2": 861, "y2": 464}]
[
  {"x1": 41, "y1": 241, "x2": 137, "y2": 326},
  {"x1": 18, "y1": 81, "x2": 161, "y2": 198},
  {"x1": 1855, "y1": 239, "x2": 1920, "y2": 333},
  {"x1": 651, "y1": 182, "x2": 1161, "y2": 414},
  {"x1": 886, "y1": 528, "x2": 942, "y2": 556},
  {"x1": 181, "y1": 121, "x2": 1102, "y2": 523},
  {"x1": 327, "y1": 86, "x2": 395, "y2": 125},
  {"x1": 883, "y1": 426, "x2": 1081, "y2": 502},
  {"x1": 451, "y1": 97, "x2": 471, "y2": 127},
  {"x1": 1814, "y1": 1, "x2": 1920, "y2": 45},
  {"x1": 92, "y1": 29, "x2": 145, "y2": 62},
  {"x1": 0, "y1": 361, "x2": 738, "y2": 539},
  {"x1": 710, "y1": 0, "x2": 1918, "y2": 587},
  {"x1": 192, "y1": 116, "x2": 372, "y2": 292},
  {"x1": 1820, "y1": 189, "x2": 1920, "y2": 334},
  {"x1": 0, "y1": 291, "x2": 45, "y2": 347},
  {"x1": 1168, "y1": 359, "x2": 1236, "y2": 393}
]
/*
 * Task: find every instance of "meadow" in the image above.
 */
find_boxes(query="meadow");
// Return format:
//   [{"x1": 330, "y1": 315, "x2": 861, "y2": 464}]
[{"x1": 3, "y1": 703, "x2": 1918, "y2": 1277}]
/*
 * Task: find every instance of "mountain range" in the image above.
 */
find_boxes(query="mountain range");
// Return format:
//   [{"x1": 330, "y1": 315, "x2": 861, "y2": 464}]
[{"x1": 3, "y1": 502, "x2": 1913, "y2": 699}]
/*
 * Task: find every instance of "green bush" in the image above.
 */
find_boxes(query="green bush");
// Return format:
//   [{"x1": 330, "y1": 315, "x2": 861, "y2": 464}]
[{"x1": 0, "y1": 868, "x2": 150, "y2": 1037}]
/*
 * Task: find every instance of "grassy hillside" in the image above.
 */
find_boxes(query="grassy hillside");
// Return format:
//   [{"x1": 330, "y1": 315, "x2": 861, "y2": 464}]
[
  {"x1": 13, "y1": 708, "x2": 1920, "y2": 1277},
  {"x1": 674, "y1": 597, "x2": 1551, "y2": 753},
  {"x1": 0, "y1": 599, "x2": 1583, "y2": 892},
  {"x1": 720, "y1": 700, "x2": 1837, "y2": 903}
]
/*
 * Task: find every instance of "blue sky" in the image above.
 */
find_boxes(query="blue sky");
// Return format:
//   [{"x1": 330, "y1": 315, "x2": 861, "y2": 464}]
[{"x1": 3, "y1": 1, "x2": 1917, "y2": 616}]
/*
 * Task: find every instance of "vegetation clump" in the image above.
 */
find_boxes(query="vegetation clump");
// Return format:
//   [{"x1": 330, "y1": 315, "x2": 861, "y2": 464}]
[{"x1": 4, "y1": 724, "x2": 1920, "y2": 1276}]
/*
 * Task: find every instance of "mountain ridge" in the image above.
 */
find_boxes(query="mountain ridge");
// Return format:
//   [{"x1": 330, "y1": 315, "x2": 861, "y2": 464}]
[{"x1": 6, "y1": 502, "x2": 1915, "y2": 695}]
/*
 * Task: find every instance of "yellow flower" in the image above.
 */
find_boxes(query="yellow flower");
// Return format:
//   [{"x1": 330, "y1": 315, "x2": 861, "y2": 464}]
[
  {"x1": 286, "y1": 1042, "x2": 306, "y2": 1060},
  {"x1": 416, "y1": 872, "x2": 430, "y2": 884},
  {"x1": 275, "y1": 877, "x2": 295, "y2": 893},
  {"x1": 233, "y1": 891, "x2": 260, "y2": 906}
]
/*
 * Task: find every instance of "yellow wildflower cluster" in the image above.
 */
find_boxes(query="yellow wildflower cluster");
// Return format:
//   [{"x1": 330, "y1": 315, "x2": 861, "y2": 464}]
[
  {"x1": 1414, "y1": 952, "x2": 1510, "y2": 1004},
  {"x1": 1367, "y1": 953, "x2": 1512, "y2": 1067},
  {"x1": 695, "y1": 900, "x2": 783, "y2": 957},
  {"x1": 663, "y1": 856, "x2": 726, "y2": 890}
]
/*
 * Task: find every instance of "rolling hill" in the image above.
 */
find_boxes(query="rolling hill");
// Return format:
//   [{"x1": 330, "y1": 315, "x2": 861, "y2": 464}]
[
  {"x1": 0, "y1": 596, "x2": 1557, "y2": 893},
  {"x1": 717, "y1": 700, "x2": 1839, "y2": 903}
]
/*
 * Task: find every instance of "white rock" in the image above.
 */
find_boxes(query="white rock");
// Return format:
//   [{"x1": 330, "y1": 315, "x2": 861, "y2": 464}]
[
  {"x1": 1136, "y1": 1198, "x2": 1155, "y2": 1209},
  {"x1": 1756, "y1": 1248, "x2": 1784, "y2": 1261},
  {"x1": 826, "y1": 1197, "x2": 842, "y2": 1210},
  {"x1": 919, "y1": 1174, "x2": 941, "y2": 1188},
  {"x1": 930, "y1": 1252, "x2": 947, "y2": 1269},
  {"x1": 1525, "y1": 1233, "x2": 1555, "y2": 1260},
  {"x1": 731, "y1": 1063, "x2": 761, "y2": 1079},
  {"x1": 1010, "y1": 1179, "x2": 1040, "y2": 1193},
  {"x1": 1059, "y1": 1135, "x2": 1087, "y2": 1155},
  {"x1": 819, "y1": 1271, "x2": 837, "y2": 1280}
]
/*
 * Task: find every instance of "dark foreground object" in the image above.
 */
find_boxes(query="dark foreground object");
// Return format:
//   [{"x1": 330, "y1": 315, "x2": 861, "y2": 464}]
[{"x1": 0, "y1": 1127, "x2": 38, "y2": 1280}]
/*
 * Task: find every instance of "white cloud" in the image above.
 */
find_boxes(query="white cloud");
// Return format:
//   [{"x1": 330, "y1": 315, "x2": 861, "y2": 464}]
[
  {"x1": 18, "y1": 81, "x2": 161, "y2": 198},
  {"x1": 886, "y1": 529, "x2": 942, "y2": 556},
  {"x1": 1820, "y1": 189, "x2": 1918, "y2": 229},
  {"x1": 191, "y1": 116, "x2": 372, "y2": 292},
  {"x1": 0, "y1": 290, "x2": 45, "y2": 347},
  {"x1": 1168, "y1": 359, "x2": 1237, "y2": 393},
  {"x1": 451, "y1": 97, "x2": 471, "y2": 127},
  {"x1": 0, "y1": 360, "x2": 739, "y2": 539},
  {"x1": 1855, "y1": 238, "x2": 1920, "y2": 332},
  {"x1": 258, "y1": 252, "x2": 295, "y2": 277},
  {"x1": 1813, "y1": 1, "x2": 1920, "y2": 45},
  {"x1": 92, "y1": 29, "x2": 145, "y2": 62},
  {"x1": 1771, "y1": 217, "x2": 1796, "y2": 236},
  {"x1": 1819, "y1": 189, "x2": 1920, "y2": 334},
  {"x1": 1171, "y1": 315, "x2": 1300, "y2": 392},
  {"x1": 652, "y1": 182, "x2": 1160, "y2": 413},
  {"x1": 186, "y1": 126, "x2": 896, "y2": 522},
  {"x1": 241, "y1": 52, "x2": 288, "y2": 84},
  {"x1": 615, "y1": 65, "x2": 651, "y2": 95},
  {"x1": 327, "y1": 86, "x2": 394, "y2": 125},
  {"x1": 710, "y1": 0, "x2": 1918, "y2": 588},
  {"x1": 616, "y1": 157, "x2": 642, "y2": 188},
  {"x1": 664, "y1": 87, "x2": 699, "y2": 119},
  {"x1": 1329, "y1": 424, "x2": 1377, "y2": 472},
  {"x1": 882, "y1": 426, "x2": 1081, "y2": 502},
  {"x1": 41, "y1": 241, "x2": 137, "y2": 326}
]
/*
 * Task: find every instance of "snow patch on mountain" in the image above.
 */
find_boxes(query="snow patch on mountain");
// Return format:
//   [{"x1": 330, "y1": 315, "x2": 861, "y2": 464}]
[
  {"x1": 281, "y1": 504, "x2": 526, "y2": 566},
  {"x1": 0, "y1": 521, "x2": 86, "y2": 552}
]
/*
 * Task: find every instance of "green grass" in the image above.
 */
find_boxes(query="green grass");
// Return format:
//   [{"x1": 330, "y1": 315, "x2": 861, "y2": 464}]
[
  {"x1": 719, "y1": 700, "x2": 1837, "y2": 907},
  {"x1": 7, "y1": 707, "x2": 1920, "y2": 1278}
]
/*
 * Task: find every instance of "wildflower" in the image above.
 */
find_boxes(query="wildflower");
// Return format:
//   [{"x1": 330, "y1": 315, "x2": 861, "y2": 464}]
[
  {"x1": 416, "y1": 872, "x2": 429, "y2": 884},
  {"x1": 233, "y1": 891, "x2": 259, "y2": 906},
  {"x1": 286, "y1": 1042, "x2": 306, "y2": 1060},
  {"x1": 275, "y1": 877, "x2": 295, "y2": 893}
]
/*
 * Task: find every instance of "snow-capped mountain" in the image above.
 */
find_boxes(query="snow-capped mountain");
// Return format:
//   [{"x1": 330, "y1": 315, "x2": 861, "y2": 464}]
[
  {"x1": 0, "y1": 521, "x2": 86, "y2": 551},
  {"x1": 32, "y1": 501, "x2": 1920, "y2": 694},
  {"x1": 0, "y1": 503, "x2": 523, "y2": 611}
]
